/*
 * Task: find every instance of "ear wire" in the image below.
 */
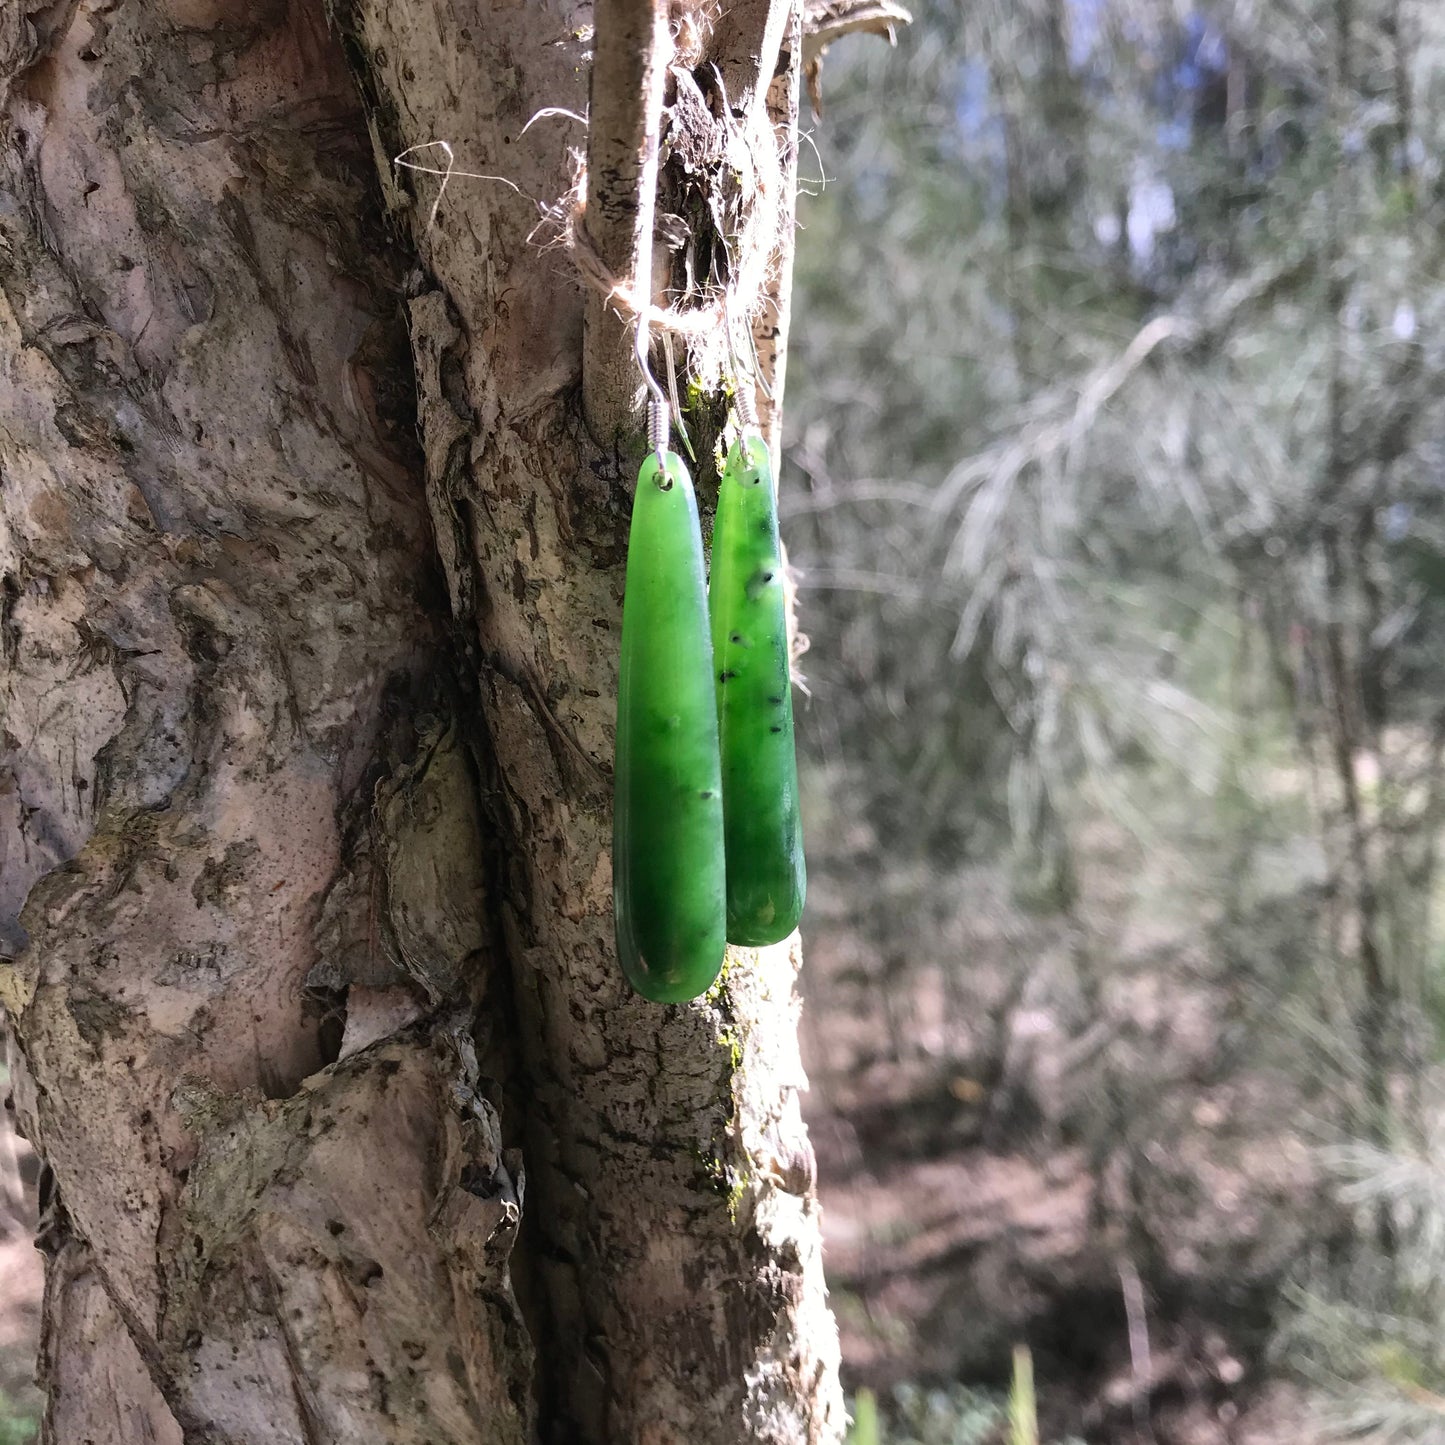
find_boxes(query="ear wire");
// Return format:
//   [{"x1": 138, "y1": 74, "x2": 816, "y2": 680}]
[
  {"x1": 635, "y1": 317, "x2": 670, "y2": 465},
  {"x1": 725, "y1": 296, "x2": 760, "y2": 429}
]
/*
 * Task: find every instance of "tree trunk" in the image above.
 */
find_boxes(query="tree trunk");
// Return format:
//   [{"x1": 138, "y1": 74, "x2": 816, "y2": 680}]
[{"x1": 0, "y1": 0, "x2": 843, "y2": 1441}]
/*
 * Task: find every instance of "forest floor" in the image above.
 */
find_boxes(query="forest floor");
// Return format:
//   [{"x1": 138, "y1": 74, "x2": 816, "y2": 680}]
[{"x1": 798, "y1": 796, "x2": 1341, "y2": 1445}]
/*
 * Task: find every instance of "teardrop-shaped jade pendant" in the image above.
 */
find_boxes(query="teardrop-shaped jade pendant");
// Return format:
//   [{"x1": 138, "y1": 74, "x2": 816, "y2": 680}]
[
  {"x1": 708, "y1": 431, "x2": 807, "y2": 946},
  {"x1": 613, "y1": 450, "x2": 727, "y2": 1002}
]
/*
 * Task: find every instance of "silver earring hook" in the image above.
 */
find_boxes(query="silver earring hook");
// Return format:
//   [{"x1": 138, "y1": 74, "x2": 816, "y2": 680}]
[
  {"x1": 724, "y1": 295, "x2": 759, "y2": 430},
  {"x1": 635, "y1": 317, "x2": 670, "y2": 465}
]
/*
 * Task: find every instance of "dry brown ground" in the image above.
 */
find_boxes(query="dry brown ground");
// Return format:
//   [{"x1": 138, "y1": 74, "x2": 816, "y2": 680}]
[{"x1": 797, "y1": 811, "x2": 1336, "y2": 1444}]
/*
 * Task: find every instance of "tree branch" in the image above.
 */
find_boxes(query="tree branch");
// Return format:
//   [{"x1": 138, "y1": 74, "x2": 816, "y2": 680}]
[
  {"x1": 751, "y1": 0, "x2": 803, "y2": 455},
  {"x1": 582, "y1": 0, "x2": 671, "y2": 446}
]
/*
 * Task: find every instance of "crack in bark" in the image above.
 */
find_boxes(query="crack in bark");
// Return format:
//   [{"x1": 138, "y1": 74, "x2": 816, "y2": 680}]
[{"x1": 255, "y1": 1249, "x2": 329, "y2": 1445}]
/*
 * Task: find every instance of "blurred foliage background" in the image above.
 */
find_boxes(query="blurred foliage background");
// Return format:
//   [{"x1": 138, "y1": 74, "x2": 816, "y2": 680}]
[{"x1": 786, "y1": 1, "x2": 1445, "y2": 1441}]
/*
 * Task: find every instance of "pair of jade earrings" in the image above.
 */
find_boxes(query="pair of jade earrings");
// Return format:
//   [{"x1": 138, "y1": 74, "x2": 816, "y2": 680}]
[{"x1": 613, "y1": 392, "x2": 806, "y2": 1003}]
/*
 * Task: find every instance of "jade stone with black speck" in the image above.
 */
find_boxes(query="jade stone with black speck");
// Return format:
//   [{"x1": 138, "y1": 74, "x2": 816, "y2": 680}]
[
  {"x1": 708, "y1": 432, "x2": 807, "y2": 947},
  {"x1": 613, "y1": 450, "x2": 727, "y2": 1002}
]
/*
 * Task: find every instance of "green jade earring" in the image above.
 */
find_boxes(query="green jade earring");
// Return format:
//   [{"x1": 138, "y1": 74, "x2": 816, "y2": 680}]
[
  {"x1": 612, "y1": 381, "x2": 727, "y2": 1003},
  {"x1": 708, "y1": 390, "x2": 806, "y2": 947}
]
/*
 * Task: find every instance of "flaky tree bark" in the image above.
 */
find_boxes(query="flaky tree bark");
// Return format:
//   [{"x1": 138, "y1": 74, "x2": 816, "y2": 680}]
[{"x1": 0, "y1": 0, "x2": 844, "y2": 1441}]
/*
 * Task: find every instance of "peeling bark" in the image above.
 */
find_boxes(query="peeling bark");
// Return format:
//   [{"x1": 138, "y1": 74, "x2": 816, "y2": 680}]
[{"x1": 0, "y1": 0, "x2": 841, "y2": 1441}]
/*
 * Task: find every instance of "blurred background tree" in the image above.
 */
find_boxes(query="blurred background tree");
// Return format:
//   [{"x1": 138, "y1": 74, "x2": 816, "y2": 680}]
[{"x1": 789, "y1": 1, "x2": 1445, "y2": 1439}]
